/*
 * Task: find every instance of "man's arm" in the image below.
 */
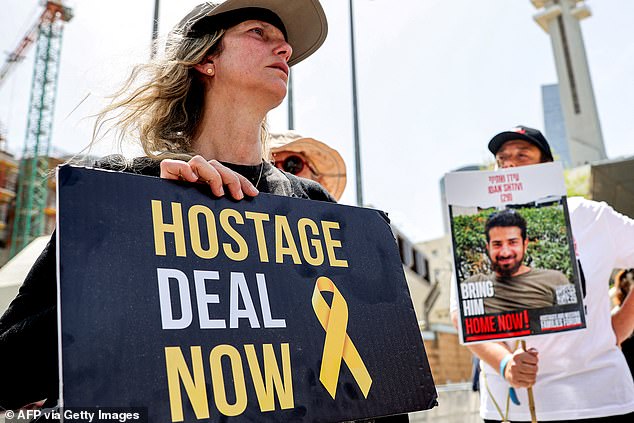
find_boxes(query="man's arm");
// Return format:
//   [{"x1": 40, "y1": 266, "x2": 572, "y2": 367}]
[
  {"x1": 466, "y1": 342, "x2": 538, "y2": 389},
  {"x1": 603, "y1": 202, "x2": 634, "y2": 344},
  {"x1": 612, "y1": 291, "x2": 634, "y2": 345},
  {"x1": 451, "y1": 310, "x2": 538, "y2": 388}
]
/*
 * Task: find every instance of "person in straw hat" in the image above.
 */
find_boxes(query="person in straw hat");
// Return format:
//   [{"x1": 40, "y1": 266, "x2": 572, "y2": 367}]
[{"x1": 269, "y1": 131, "x2": 347, "y2": 200}]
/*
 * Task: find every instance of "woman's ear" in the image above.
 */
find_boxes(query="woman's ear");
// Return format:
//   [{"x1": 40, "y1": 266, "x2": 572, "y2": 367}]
[{"x1": 193, "y1": 60, "x2": 214, "y2": 77}]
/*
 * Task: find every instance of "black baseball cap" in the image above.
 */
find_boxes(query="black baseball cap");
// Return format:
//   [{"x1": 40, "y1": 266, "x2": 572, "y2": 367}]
[{"x1": 488, "y1": 125, "x2": 554, "y2": 162}]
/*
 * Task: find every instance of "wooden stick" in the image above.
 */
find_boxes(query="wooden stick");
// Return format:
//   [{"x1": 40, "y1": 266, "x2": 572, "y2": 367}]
[{"x1": 521, "y1": 340, "x2": 537, "y2": 422}]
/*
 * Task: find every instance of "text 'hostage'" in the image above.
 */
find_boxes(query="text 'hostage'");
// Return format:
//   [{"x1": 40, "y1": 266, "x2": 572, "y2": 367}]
[{"x1": 151, "y1": 200, "x2": 349, "y2": 267}]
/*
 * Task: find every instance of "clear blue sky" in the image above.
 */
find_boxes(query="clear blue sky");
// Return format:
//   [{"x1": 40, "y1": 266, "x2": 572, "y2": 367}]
[{"x1": 1, "y1": 0, "x2": 633, "y2": 243}]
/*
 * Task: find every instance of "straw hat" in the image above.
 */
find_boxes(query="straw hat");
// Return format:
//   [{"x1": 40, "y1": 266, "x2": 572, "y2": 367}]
[{"x1": 269, "y1": 131, "x2": 347, "y2": 200}]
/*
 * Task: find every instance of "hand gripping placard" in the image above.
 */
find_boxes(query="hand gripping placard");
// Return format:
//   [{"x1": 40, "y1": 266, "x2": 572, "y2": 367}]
[{"x1": 312, "y1": 276, "x2": 372, "y2": 399}]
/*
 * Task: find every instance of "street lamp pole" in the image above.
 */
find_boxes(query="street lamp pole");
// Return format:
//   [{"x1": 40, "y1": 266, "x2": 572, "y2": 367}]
[
  {"x1": 349, "y1": 0, "x2": 363, "y2": 206},
  {"x1": 287, "y1": 72, "x2": 294, "y2": 130},
  {"x1": 151, "y1": 0, "x2": 160, "y2": 58}
]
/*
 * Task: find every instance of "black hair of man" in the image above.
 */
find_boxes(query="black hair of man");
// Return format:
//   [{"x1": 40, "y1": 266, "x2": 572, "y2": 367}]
[{"x1": 485, "y1": 209, "x2": 527, "y2": 243}]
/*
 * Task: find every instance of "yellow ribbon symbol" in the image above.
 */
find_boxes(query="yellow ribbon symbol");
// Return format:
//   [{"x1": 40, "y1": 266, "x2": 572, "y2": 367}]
[{"x1": 312, "y1": 276, "x2": 372, "y2": 399}]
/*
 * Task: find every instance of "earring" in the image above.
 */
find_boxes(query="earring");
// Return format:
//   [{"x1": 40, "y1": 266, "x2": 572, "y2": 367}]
[{"x1": 206, "y1": 68, "x2": 214, "y2": 75}]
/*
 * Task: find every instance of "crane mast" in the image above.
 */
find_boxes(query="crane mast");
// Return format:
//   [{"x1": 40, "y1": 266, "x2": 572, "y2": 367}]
[{"x1": 8, "y1": 1, "x2": 73, "y2": 257}]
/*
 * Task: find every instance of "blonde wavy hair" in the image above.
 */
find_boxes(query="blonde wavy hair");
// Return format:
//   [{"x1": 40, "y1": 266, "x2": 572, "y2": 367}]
[{"x1": 92, "y1": 29, "x2": 269, "y2": 162}]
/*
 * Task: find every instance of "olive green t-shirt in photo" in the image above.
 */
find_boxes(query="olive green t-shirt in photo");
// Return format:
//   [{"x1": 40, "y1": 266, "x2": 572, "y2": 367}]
[{"x1": 463, "y1": 268, "x2": 575, "y2": 313}]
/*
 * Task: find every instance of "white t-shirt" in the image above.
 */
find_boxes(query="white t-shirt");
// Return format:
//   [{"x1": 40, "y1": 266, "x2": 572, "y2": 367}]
[{"x1": 449, "y1": 197, "x2": 634, "y2": 420}]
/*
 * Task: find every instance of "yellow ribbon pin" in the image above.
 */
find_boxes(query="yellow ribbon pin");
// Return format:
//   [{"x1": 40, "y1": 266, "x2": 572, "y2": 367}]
[{"x1": 312, "y1": 276, "x2": 372, "y2": 399}]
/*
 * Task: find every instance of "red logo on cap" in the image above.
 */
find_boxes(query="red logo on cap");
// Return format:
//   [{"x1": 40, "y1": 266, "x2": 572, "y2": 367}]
[{"x1": 511, "y1": 127, "x2": 527, "y2": 135}]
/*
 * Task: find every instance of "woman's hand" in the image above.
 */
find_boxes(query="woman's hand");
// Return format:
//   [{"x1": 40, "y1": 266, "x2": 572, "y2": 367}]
[{"x1": 160, "y1": 156, "x2": 259, "y2": 200}]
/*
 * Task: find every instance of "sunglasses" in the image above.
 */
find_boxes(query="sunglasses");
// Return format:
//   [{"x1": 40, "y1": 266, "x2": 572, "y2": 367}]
[{"x1": 274, "y1": 155, "x2": 319, "y2": 176}]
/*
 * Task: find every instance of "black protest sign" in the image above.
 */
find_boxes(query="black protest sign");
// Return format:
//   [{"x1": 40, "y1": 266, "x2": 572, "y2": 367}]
[{"x1": 57, "y1": 166, "x2": 437, "y2": 422}]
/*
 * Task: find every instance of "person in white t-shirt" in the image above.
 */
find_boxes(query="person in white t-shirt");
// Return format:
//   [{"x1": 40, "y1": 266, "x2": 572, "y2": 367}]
[{"x1": 450, "y1": 125, "x2": 634, "y2": 422}]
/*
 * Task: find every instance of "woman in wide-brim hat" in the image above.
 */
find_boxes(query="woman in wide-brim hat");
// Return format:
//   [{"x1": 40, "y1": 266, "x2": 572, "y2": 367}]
[
  {"x1": 95, "y1": 0, "x2": 333, "y2": 202},
  {"x1": 0, "y1": 0, "x2": 335, "y2": 411}
]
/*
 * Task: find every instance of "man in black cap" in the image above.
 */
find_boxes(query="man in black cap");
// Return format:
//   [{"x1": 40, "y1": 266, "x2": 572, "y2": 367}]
[
  {"x1": 451, "y1": 125, "x2": 634, "y2": 422},
  {"x1": 487, "y1": 125, "x2": 553, "y2": 168}
]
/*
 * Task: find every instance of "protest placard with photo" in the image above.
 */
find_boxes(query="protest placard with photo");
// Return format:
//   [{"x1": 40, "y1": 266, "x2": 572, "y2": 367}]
[
  {"x1": 445, "y1": 162, "x2": 586, "y2": 344},
  {"x1": 56, "y1": 166, "x2": 437, "y2": 422}
]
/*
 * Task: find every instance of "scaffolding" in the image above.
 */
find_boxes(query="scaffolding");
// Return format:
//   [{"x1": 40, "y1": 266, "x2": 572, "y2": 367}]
[{"x1": 8, "y1": 1, "x2": 73, "y2": 257}]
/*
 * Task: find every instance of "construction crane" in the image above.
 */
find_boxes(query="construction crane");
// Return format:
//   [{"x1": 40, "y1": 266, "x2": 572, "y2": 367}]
[
  {"x1": 0, "y1": 20, "x2": 38, "y2": 86},
  {"x1": 4, "y1": 1, "x2": 73, "y2": 257}
]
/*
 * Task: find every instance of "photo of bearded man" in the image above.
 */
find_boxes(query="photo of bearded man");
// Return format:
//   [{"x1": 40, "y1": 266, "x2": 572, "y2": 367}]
[{"x1": 462, "y1": 209, "x2": 574, "y2": 313}]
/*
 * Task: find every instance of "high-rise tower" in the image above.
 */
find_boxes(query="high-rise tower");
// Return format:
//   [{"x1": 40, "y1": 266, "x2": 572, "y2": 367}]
[
  {"x1": 532, "y1": 0, "x2": 606, "y2": 166},
  {"x1": 542, "y1": 83, "x2": 572, "y2": 167}
]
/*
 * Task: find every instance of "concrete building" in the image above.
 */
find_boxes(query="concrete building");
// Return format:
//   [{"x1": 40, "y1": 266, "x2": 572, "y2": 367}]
[
  {"x1": 440, "y1": 165, "x2": 483, "y2": 234},
  {"x1": 532, "y1": 0, "x2": 606, "y2": 166},
  {"x1": 0, "y1": 148, "x2": 18, "y2": 264},
  {"x1": 590, "y1": 156, "x2": 634, "y2": 218},
  {"x1": 0, "y1": 151, "x2": 66, "y2": 265},
  {"x1": 542, "y1": 83, "x2": 572, "y2": 167},
  {"x1": 392, "y1": 226, "x2": 473, "y2": 386},
  {"x1": 400, "y1": 234, "x2": 480, "y2": 422},
  {"x1": 417, "y1": 235, "x2": 473, "y2": 385}
]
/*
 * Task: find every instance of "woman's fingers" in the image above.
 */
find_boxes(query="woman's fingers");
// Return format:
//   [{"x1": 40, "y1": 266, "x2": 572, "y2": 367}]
[
  {"x1": 159, "y1": 159, "x2": 199, "y2": 182},
  {"x1": 237, "y1": 173, "x2": 260, "y2": 197},
  {"x1": 188, "y1": 156, "x2": 225, "y2": 197},
  {"x1": 159, "y1": 157, "x2": 259, "y2": 200},
  {"x1": 208, "y1": 160, "x2": 259, "y2": 199}
]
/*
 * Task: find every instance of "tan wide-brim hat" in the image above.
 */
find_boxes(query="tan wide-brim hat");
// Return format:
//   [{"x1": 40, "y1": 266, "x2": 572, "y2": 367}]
[
  {"x1": 175, "y1": 0, "x2": 328, "y2": 67},
  {"x1": 269, "y1": 131, "x2": 347, "y2": 200}
]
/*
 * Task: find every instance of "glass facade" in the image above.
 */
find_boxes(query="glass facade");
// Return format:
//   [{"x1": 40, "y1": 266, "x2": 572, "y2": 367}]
[{"x1": 542, "y1": 84, "x2": 572, "y2": 168}]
